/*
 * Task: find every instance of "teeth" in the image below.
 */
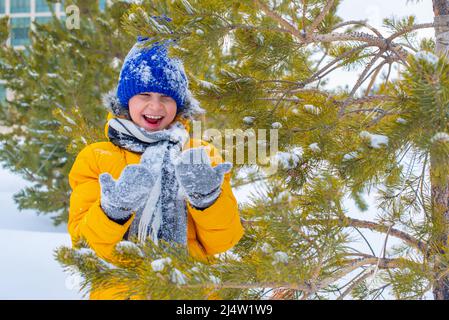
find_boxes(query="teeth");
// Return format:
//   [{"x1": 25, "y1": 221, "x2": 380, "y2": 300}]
[{"x1": 144, "y1": 115, "x2": 163, "y2": 120}]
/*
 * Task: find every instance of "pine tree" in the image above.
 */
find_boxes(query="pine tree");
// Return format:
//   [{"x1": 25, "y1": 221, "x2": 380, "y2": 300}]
[
  {"x1": 25, "y1": 0, "x2": 449, "y2": 299},
  {"x1": 0, "y1": 0, "x2": 135, "y2": 225}
]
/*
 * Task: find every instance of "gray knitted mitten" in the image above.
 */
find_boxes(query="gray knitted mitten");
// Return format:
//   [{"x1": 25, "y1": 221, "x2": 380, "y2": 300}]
[
  {"x1": 99, "y1": 164, "x2": 155, "y2": 222},
  {"x1": 174, "y1": 147, "x2": 232, "y2": 209}
]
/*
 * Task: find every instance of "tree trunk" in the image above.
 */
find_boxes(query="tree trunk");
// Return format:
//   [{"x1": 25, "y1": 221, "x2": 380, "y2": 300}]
[
  {"x1": 433, "y1": 0, "x2": 449, "y2": 57},
  {"x1": 431, "y1": 0, "x2": 449, "y2": 300},
  {"x1": 430, "y1": 158, "x2": 449, "y2": 300}
]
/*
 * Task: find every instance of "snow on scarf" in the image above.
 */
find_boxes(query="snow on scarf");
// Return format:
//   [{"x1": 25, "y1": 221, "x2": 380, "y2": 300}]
[{"x1": 107, "y1": 117, "x2": 190, "y2": 247}]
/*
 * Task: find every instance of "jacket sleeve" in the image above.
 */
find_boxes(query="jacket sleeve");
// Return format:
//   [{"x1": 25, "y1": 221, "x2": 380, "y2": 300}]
[
  {"x1": 186, "y1": 142, "x2": 245, "y2": 256},
  {"x1": 67, "y1": 144, "x2": 135, "y2": 262}
]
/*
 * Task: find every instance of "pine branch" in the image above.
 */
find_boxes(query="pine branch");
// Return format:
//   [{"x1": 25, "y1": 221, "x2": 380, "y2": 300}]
[
  {"x1": 318, "y1": 257, "x2": 411, "y2": 295},
  {"x1": 315, "y1": 218, "x2": 427, "y2": 253},
  {"x1": 387, "y1": 22, "x2": 437, "y2": 42},
  {"x1": 231, "y1": 172, "x2": 276, "y2": 188},
  {"x1": 182, "y1": 281, "x2": 314, "y2": 292},
  {"x1": 179, "y1": 257, "x2": 411, "y2": 295},
  {"x1": 254, "y1": 0, "x2": 302, "y2": 39},
  {"x1": 307, "y1": 0, "x2": 336, "y2": 34},
  {"x1": 332, "y1": 20, "x2": 384, "y2": 38},
  {"x1": 241, "y1": 217, "x2": 427, "y2": 252},
  {"x1": 339, "y1": 50, "x2": 386, "y2": 115},
  {"x1": 343, "y1": 95, "x2": 396, "y2": 105},
  {"x1": 336, "y1": 269, "x2": 375, "y2": 300},
  {"x1": 309, "y1": 32, "x2": 396, "y2": 50},
  {"x1": 304, "y1": 44, "x2": 371, "y2": 85},
  {"x1": 364, "y1": 61, "x2": 389, "y2": 96}
]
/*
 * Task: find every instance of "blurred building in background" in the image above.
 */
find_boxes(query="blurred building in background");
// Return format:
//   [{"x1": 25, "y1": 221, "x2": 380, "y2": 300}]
[{"x1": 0, "y1": 0, "x2": 108, "y2": 104}]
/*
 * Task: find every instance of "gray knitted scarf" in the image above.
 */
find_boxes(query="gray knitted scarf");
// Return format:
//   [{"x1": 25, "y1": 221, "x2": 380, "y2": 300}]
[{"x1": 107, "y1": 117, "x2": 190, "y2": 247}]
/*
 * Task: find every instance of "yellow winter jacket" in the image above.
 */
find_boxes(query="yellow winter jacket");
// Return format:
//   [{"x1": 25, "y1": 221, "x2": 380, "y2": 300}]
[{"x1": 67, "y1": 112, "x2": 244, "y2": 299}]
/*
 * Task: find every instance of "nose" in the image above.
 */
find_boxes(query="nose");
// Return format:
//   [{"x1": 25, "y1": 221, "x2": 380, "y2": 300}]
[{"x1": 145, "y1": 95, "x2": 164, "y2": 111}]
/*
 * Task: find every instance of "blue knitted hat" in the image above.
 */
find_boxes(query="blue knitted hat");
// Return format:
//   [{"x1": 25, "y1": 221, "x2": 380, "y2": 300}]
[{"x1": 117, "y1": 35, "x2": 189, "y2": 113}]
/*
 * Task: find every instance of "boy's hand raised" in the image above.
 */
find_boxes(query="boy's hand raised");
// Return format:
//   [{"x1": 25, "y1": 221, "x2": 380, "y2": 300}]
[
  {"x1": 174, "y1": 147, "x2": 232, "y2": 210},
  {"x1": 99, "y1": 164, "x2": 155, "y2": 223}
]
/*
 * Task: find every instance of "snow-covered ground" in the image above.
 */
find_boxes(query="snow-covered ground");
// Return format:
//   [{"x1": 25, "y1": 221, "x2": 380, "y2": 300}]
[
  {"x1": 0, "y1": 228, "x2": 83, "y2": 299},
  {"x1": 0, "y1": 167, "x2": 84, "y2": 299}
]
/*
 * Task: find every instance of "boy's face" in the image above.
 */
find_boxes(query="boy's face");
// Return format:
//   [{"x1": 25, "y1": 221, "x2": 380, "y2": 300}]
[{"x1": 128, "y1": 92, "x2": 177, "y2": 131}]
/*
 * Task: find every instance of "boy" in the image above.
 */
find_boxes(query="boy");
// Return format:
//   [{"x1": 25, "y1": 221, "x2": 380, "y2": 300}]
[{"x1": 67, "y1": 36, "x2": 244, "y2": 299}]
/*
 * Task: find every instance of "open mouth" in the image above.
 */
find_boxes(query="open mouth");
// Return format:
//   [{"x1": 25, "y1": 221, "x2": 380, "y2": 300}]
[{"x1": 143, "y1": 114, "x2": 164, "y2": 127}]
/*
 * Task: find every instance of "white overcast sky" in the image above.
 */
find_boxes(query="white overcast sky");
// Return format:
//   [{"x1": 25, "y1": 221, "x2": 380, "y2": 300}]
[
  {"x1": 332, "y1": 0, "x2": 435, "y2": 89},
  {"x1": 338, "y1": 0, "x2": 434, "y2": 30}
]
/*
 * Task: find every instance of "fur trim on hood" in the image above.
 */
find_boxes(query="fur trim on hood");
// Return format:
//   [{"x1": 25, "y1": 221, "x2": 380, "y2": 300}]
[{"x1": 101, "y1": 88, "x2": 205, "y2": 120}]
